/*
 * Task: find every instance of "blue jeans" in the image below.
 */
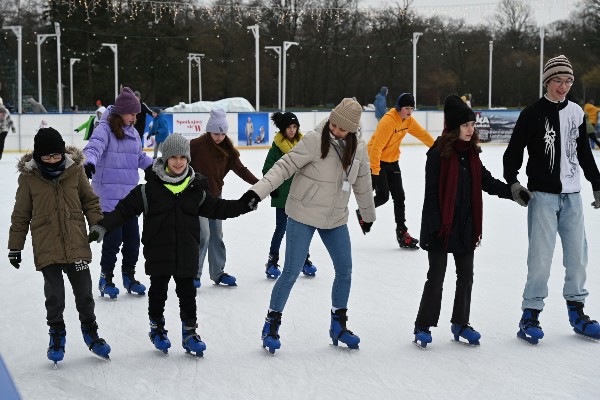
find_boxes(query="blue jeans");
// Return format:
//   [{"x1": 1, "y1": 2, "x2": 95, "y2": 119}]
[
  {"x1": 100, "y1": 216, "x2": 140, "y2": 273},
  {"x1": 269, "y1": 218, "x2": 353, "y2": 312},
  {"x1": 269, "y1": 208, "x2": 288, "y2": 256},
  {"x1": 523, "y1": 192, "x2": 589, "y2": 310},
  {"x1": 197, "y1": 216, "x2": 226, "y2": 282}
]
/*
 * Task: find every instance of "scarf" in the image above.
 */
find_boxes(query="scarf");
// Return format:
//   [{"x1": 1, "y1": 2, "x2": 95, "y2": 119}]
[
  {"x1": 34, "y1": 157, "x2": 66, "y2": 180},
  {"x1": 273, "y1": 131, "x2": 303, "y2": 154},
  {"x1": 438, "y1": 140, "x2": 482, "y2": 249}
]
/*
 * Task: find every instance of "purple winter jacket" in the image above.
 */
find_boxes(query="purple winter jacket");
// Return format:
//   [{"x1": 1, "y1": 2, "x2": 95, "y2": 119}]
[{"x1": 83, "y1": 105, "x2": 153, "y2": 212}]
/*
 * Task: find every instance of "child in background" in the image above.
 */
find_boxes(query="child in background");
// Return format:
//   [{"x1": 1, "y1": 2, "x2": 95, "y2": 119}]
[
  {"x1": 88, "y1": 134, "x2": 259, "y2": 356},
  {"x1": 262, "y1": 112, "x2": 317, "y2": 279},
  {"x1": 75, "y1": 106, "x2": 106, "y2": 140},
  {"x1": 8, "y1": 127, "x2": 111, "y2": 365}
]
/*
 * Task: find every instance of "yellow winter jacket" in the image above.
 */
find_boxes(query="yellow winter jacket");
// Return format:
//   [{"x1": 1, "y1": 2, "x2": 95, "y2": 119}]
[{"x1": 367, "y1": 109, "x2": 434, "y2": 175}]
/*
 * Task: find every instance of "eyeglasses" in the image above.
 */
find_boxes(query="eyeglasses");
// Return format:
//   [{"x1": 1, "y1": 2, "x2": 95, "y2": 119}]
[
  {"x1": 40, "y1": 153, "x2": 63, "y2": 162},
  {"x1": 550, "y1": 78, "x2": 574, "y2": 87}
]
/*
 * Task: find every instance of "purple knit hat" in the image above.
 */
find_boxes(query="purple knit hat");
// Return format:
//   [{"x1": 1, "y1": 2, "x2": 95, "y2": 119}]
[{"x1": 113, "y1": 87, "x2": 141, "y2": 115}]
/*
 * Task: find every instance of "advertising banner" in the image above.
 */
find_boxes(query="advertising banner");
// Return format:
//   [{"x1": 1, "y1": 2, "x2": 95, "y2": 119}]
[
  {"x1": 475, "y1": 110, "x2": 521, "y2": 143},
  {"x1": 238, "y1": 113, "x2": 270, "y2": 146}
]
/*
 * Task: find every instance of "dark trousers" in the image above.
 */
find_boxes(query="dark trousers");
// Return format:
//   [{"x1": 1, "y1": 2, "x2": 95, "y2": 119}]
[
  {"x1": 0, "y1": 131, "x2": 7, "y2": 159},
  {"x1": 415, "y1": 250, "x2": 475, "y2": 328},
  {"x1": 374, "y1": 161, "x2": 406, "y2": 228},
  {"x1": 41, "y1": 262, "x2": 96, "y2": 328},
  {"x1": 100, "y1": 215, "x2": 140, "y2": 273},
  {"x1": 148, "y1": 275, "x2": 197, "y2": 325},
  {"x1": 269, "y1": 208, "x2": 288, "y2": 256}
]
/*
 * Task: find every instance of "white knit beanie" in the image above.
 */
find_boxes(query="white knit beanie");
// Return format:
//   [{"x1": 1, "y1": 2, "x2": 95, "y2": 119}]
[
  {"x1": 329, "y1": 98, "x2": 362, "y2": 132},
  {"x1": 206, "y1": 109, "x2": 229, "y2": 134}
]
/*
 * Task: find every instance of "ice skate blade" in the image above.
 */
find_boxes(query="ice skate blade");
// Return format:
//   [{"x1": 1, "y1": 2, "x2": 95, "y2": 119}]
[
  {"x1": 185, "y1": 350, "x2": 204, "y2": 358},
  {"x1": 413, "y1": 340, "x2": 428, "y2": 349},
  {"x1": 517, "y1": 331, "x2": 540, "y2": 345},
  {"x1": 329, "y1": 343, "x2": 360, "y2": 351},
  {"x1": 262, "y1": 345, "x2": 277, "y2": 356},
  {"x1": 574, "y1": 331, "x2": 600, "y2": 342},
  {"x1": 451, "y1": 339, "x2": 480, "y2": 347},
  {"x1": 90, "y1": 352, "x2": 111, "y2": 362},
  {"x1": 399, "y1": 245, "x2": 420, "y2": 250}
]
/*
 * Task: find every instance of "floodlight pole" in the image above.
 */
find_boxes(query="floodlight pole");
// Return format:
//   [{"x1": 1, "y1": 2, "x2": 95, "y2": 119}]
[
  {"x1": 282, "y1": 41, "x2": 298, "y2": 111},
  {"x1": 70, "y1": 58, "x2": 81, "y2": 108},
  {"x1": 247, "y1": 25, "x2": 260, "y2": 111},
  {"x1": 101, "y1": 43, "x2": 118, "y2": 100},
  {"x1": 2, "y1": 25, "x2": 22, "y2": 114},
  {"x1": 412, "y1": 32, "x2": 423, "y2": 109},
  {"x1": 265, "y1": 46, "x2": 282, "y2": 110}
]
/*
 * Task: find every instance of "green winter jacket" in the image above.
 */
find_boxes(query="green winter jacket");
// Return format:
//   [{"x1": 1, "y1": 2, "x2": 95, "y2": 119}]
[
  {"x1": 262, "y1": 131, "x2": 304, "y2": 208},
  {"x1": 8, "y1": 146, "x2": 103, "y2": 270}
]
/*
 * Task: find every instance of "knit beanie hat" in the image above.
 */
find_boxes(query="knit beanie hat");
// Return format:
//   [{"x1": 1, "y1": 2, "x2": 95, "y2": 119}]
[
  {"x1": 33, "y1": 127, "x2": 66, "y2": 157},
  {"x1": 271, "y1": 111, "x2": 300, "y2": 132},
  {"x1": 444, "y1": 95, "x2": 476, "y2": 132},
  {"x1": 329, "y1": 98, "x2": 362, "y2": 132},
  {"x1": 151, "y1": 107, "x2": 162, "y2": 115},
  {"x1": 380, "y1": 86, "x2": 388, "y2": 94},
  {"x1": 395, "y1": 93, "x2": 415, "y2": 110},
  {"x1": 113, "y1": 87, "x2": 141, "y2": 115},
  {"x1": 161, "y1": 133, "x2": 190, "y2": 162},
  {"x1": 542, "y1": 55, "x2": 574, "y2": 85},
  {"x1": 206, "y1": 109, "x2": 228, "y2": 133}
]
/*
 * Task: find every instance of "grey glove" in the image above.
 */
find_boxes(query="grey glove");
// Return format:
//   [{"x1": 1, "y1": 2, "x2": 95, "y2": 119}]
[
  {"x1": 88, "y1": 225, "x2": 107, "y2": 243},
  {"x1": 511, "y1": 182, "x2": 533, "y2": 207},
  {"x1": 592, "y1": 190, "x2": 600, "y2": 208}
]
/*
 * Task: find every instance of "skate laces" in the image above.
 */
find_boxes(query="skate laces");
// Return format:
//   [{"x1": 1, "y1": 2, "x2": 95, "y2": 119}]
[
  {"x1": 49, "y1": 330, "x2": 64, "y2": 351},
  {"x1": 264, "y1": 314, "x2": 281, "y2": 339},
  {"x1": 183, "y1": 325, "x2": 202, "y2": 344},
  {"x1": 83, "y1": 324, "x2": 107, "y2": 348}
]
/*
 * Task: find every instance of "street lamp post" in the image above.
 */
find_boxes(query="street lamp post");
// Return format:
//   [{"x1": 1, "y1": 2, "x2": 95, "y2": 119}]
[
  {"x1": 54, "y1": 22, "x2": 63, "y2": 113},
  {"x1": 282, "y1": 41, "x2": 298, "y2": 112},
  {"x1": 188, "y1": 53, "x2": 204, "y2": 103},
  {"x1": 247, "y1": 25, "x2": 260, "y2": 111},
  {"x1": 101, "y1": 43, "x2": 118, "y2": 100},
  {"x1": 2, "y1": 25, "x2": 22, "y2": 114},
  {"x1": 36, "y1": 32, "x2": 56, "y2": 107},
  {"x1": 539, "y1": 26, "x2": 545, "y2": 98},
  {"x1": 69, "y1": 58, "x2": 81, "y2": 109},
  {"x1": 516, "y1": 58, "x2": 523, "y2": 108},
  {"x1": 265, "y1": 46, "x2": 282, "y2": 110},
  {"x1": 489, "y1": 40, "x2": 493, "y2": 109},
  {"x1": 412, "y1": 32, "x2": 423, "y2": 108}
]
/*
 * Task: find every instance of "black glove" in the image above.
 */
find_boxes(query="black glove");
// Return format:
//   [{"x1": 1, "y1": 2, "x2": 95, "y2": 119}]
[
  {"x1": 360, "y1": 220, "x2": 373, "y2": 233},
  {"x1": 8, "y1": 250, "x2": 21, "y2": 269},
  {"x1": 270, "y1": 188, "x2": 280, "y2": 198},
  {"x1": 371, "y1": 174, "x2": 379, "y2": 191},
  {"x1": 239, "y1": 190, "x2": 261, "y2": 212},
  {"x1": 84, "y1": 163, "x2": 95, "y2": 179}
]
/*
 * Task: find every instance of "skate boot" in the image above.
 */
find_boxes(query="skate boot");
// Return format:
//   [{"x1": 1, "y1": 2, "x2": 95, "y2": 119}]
[
  {"x1": 261, "y1": 311, "x2": 282, "y2": 355},
  {"x1": 47, "y1": 324, "x2": 66, "y2": 365},
  {"x1": 451, "y1": 323, "x2": 481, "y2": 346},
  {"x1": 193, "y1": 278, "x2": 201, "y2": 289},
  {"x1": 149, "y1": 318, "x2": 171, "y2": 354},
  {"x1": 81, "y1": 321, "x2": 111, "y2": 360},
  {"x1": 122, "y1": 271, "x2": 146, "y2": 295},
  {"x1": 182, "y1": 321, "x2": 206, "y2": 357},
  {"x1": 413, "y1": 326, "x2": 432, "y2": 349},
  {"x1": 214, "y1": 273, "x2": 237, "y2": 286},
  {"x1": 397, "y1": 226, "x2": 419, "y2": 249},
  {"x1": 302, "y1": 254, "x2": 317, "y2": 277},
  {"x1": 99, "y1": 271, "x2": 120, "y2": 299},
  {"x1": 330, "y1": 308, "x2": 360, "y2": 349},
  {"x1": 567, "y1": 301, "x2": 600, "y2": 340},
  {"x1": 517, "y1": 308, "x2": 544, "y2": 345},
  {"x1": 265, "y1": 254, "x2": 281, "y2": 280}
]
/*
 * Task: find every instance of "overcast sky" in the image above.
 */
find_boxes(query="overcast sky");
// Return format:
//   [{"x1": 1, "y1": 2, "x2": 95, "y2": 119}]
[{"x1": 359, "y1": 0, "x2": 582, "y2": 25}]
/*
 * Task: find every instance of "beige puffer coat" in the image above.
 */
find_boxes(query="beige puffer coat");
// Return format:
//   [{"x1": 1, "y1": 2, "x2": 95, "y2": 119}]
[
  {"x1": 8, "y1": 146, "x2": 103, "y2": 270},
  {"x1": 251, "y1": 120, "x2": 376, "y2": 229}
]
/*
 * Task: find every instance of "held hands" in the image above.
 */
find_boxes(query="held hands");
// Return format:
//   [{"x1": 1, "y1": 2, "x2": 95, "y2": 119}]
[
  {"x1": 8, "y1": 250, "x2": 21, "y2": 269},
  {"x1": 510, "y1": 182, "x2": 532, "y2": 207},
  {"x1": 592, "y1": 190, "x2": 600, "y2": 208},
  {"x1": 239, "y1": 190, "x2": 261, "y2": 213},
  {"x1": 88, "y1": 225, "x2": 107, "y2": 243},
  {"x1": 84, "y1": 163, "x2": 96, "y2": 180}
]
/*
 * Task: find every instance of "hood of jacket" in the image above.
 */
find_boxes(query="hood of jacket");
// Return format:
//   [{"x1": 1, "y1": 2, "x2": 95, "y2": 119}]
[{"x1": 16, "y1": 145, "x2": 84, "y2": 175}]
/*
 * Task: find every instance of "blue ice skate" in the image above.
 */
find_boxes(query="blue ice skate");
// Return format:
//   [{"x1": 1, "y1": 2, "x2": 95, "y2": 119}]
[
  {"x1": 567, "y1": 301, "x2": 600, "y2": 340},
  {"x1": 214, "y1": 273, "x2": 237, "y2": 286},
  {"x1": 451, "y1": 323, "x2": 481, "y2": 346},
  {"x1": 330, "y1": 309, "x2": 360, "y2": 349},
  {"x1": 517, "y1": 309, "x2": 544, "y2": 345},
  {"x1": 182, "y1": 322, "x2": 206, "y2": 357},
  {"x1": 81, "y1": 322, "x2": 111, "y2": 360},
  {"x1": 99, "y1": 271, "x2": 119, "y2": 299},
  {"x1": 122, "y1": 272, "x2": 146, "y2": 296},
  {"x1": 265, "y1": 254, "x2": 281, "y2": 280},
  {"x1": 302, "y1": 254, "x2": 317, "y2": 277},
  {"x1": 149, "y1": 318, "x2": 171, "y2": 354},
  {"x1": 413, "y1": 326, "x2": 432, "y2": 349},
  {"x1": 261, "y1": 311, "x2": 282, "y2": 355},
  {"x1": 47, "y1": 326, "x2": 66, "y2": 365}
]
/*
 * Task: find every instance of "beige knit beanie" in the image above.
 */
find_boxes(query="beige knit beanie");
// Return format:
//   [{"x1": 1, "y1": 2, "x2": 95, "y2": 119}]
[
  {"x1": 543, "y1": 55, "x2": 574, "y2": 85},
  {"x1": 329, "y1": 98, "x2": 362, "y2": 132}
]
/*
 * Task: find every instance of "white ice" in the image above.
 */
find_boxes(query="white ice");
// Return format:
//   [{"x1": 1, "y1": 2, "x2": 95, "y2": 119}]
[{"x1": 0, "y1": 144, "x2": 599, "y2": 400}]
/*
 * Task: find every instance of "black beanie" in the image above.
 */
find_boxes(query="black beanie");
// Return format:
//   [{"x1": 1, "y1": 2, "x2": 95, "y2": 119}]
[
  {"x1": 271, "y1": 111, "x2": 300, "y2": 133},
  {"x1": 444, "y1": 95, "x2": 476, "y2": 132},
  {"x1": 395, "y1": 93, "x2": 415, "y2": 110},
  {"x1": 34, "y1": 127, "x2": 66, "y2": 157}
]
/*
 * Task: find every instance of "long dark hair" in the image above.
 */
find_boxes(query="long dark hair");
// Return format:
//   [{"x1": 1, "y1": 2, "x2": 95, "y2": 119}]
[
  {"x1": 437, "y1": 126, "x2": 481, "y2": 158},
  {"x1": 320, "y1": 120, "x2": 357, "y2": 170},
  {"x1": 108, "y1": 113, "x2": 126, "y2": 139},
  {"x1": 206, "y1": 132, "x2": 240, "y2": 159}
]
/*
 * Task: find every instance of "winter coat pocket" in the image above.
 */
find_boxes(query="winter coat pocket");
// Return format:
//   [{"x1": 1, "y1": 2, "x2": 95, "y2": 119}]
[{"x1": 299, "y1": 183, "x2": 318, "y2": 207}]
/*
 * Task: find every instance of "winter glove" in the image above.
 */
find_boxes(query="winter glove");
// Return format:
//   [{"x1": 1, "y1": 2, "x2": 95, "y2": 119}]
[
  {"x1": 360, "y1": 220, "x2": 373, "y2": 234},
  {"x1": 239, "y1": 190, "x2": 261, "y2": 213},
  {"x1": 371, "y1": 174, "x2": 379, "y2": 191},
  {"x1": 270, "y1": 188, "x2": 280, "y2": 198},
  {"x1": 84, "y1": 163, "x2": 95, "y2": 180},
  {"x1": 8, "y1": 250, "x2": 21, "y2": 269},
  {"x1": 592, "y1": 190, "x2": 600, "y2": 208},
  {"x1": 88, "y1": 225, "x2": 107, "y2": 243},
  {"x1": 510, "y1": 182, "x2": 532, "y2": 207}
]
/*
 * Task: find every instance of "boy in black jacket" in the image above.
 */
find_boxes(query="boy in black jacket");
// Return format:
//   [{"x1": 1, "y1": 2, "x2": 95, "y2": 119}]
[{"x1": 89, "y1": 133, "x2": 259, "y2": 356}]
